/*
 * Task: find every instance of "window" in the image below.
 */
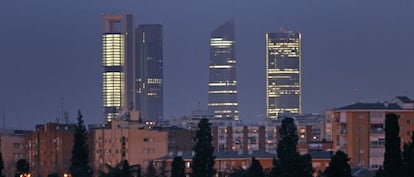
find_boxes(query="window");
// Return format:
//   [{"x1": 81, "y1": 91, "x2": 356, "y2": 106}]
[
  {"x1": 13, "y1": 143, "x2": 20, "y2": 148},
  {"x1": 144, "y1": 138, "x2": 154, "y2": 142},
  {"x1": 407, "y1": 119, "x2": 412, "y2": 125}
]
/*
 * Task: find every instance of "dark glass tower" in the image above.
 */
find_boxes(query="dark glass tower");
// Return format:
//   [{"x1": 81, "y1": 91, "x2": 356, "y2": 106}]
[
  {"x1": 102, "y1": 14, "x2": 135, "y2": 122},
  {"x1": 136, "y1": 24, "x2": 163, "y2": 122},
  {"x1": 265, "y1": 31, "x2": 302, "y2": 119},
  {"x1": 208, "y1": 20, "x2": 239, "y2": 120}
]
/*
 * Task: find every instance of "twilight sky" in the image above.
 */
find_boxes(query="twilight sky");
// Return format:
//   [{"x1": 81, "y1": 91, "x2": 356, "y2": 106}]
[{"x1": 0, "y1": 0, "x2": 413, "y2": 129}]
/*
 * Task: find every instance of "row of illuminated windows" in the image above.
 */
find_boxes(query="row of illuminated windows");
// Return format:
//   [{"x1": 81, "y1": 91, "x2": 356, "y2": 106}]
[
  {"x1": 208, "y1": 81, "x2": 237, "y2": 86},
  {"x1": 267, "y1": 108, "x2": 299, "y2": 113},
  {"x1": 214, "y1": 110, "x2": 235, "y2": 114},
  {"x1": 147, "y1": 78, "x2": 162, "y2": 84},
  {"x1": 208, "y1": 90, "x2": 237, "y2": 94},
  {"x1": 208, "y1": 103, "x2": 238, "y2": 106},
  {"x1": 209, "y1": 65, "x2": 233, "y2": 69}
]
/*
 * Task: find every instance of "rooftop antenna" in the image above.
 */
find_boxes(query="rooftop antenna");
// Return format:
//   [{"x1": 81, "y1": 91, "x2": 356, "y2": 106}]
[
  {"x1": 2, "y1": 111, "x2": 5, "y2": 129},
  {"x1": 60, "y1": 97, "x2": 64, "y2": 123},
  {"x1": 354, "y1": 88, "x2": 360, "y2": 103}
]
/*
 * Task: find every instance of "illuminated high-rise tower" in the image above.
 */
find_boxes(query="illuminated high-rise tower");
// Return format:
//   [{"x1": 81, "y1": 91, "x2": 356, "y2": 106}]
[
  {"x1": 136, "y1": 24, "x2": 163, "y2": 122},
  {"x1": 102, "y1": 14, "x2": 135, "y2": 122},
  {"x1": 208, "y1": 20, "x2": 239, "y2": 120},
  {"x1": 266, "y1": 31, "x2": 302, "y2": 119}
]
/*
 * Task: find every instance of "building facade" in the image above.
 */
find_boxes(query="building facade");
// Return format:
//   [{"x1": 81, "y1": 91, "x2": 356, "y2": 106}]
[
  {"x1": 208, "y1": 20, "x2": 239, "y2": 120},
  {"x1": 89, "y1": 120, "x2": 168, "y2": 175},
  {"x1": 26, "y1": 123, "x2": 76, "y2": 177},
  {"x1": 136, "y1": 24, "x2": 163, "y2": 122},
  {"x1": 102, "y1": 14, "x2": 135, "y2": 122},
  {"x1": 265, "y1": 31, "x2": 302, "y2": 119},
  {"x1": 0, "y1": 129, "x2": 31, "y2": 177},
  {"x1": 328, "y1": 96, "x2": 414, "y2": 168}
]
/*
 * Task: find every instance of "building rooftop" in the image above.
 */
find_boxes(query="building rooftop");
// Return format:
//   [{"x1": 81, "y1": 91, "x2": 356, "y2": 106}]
[
  {"x1": 156, "y1": 151, "x2": 276, "y2": 161},
  {"x1": 336, "y1": 102, "x2": 402, "y2": 110},
  {"x1": 309, "y1": 151, "x2": 332, "y2": 159},
  {"x1": 395, "y1": 96, "x2": 414, "y2": 103}
]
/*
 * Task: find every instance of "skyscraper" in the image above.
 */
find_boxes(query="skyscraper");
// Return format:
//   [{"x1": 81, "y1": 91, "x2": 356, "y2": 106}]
[
  {"x1": 136, "y1": 24, "x2": 163, "y2": 122},
  {"x1": 102, "y1": 14, "x2": 135, "y2": 122},
  {"x1": 266, "y1": 31, "x2": 302, "y2": 119},
  {"x1": 208, "y1": 20, "x2": 239, "y2": 120}
]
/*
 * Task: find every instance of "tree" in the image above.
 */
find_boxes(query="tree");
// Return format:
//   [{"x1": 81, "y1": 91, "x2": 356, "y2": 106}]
[
  {"x1": 144, "y1": 161, "x2": 157, "y2": 177},
  {"x1": 70, "y1": 110, "x2": 92, "y2": 177},
  {"x1": 403, "y1": 131, "x2": 414, "y2": 177},
  {"x1": 247, "y1": 157, "x2": 264, "y2": 177},
  {"x1": 324, "y1": 150, "x2": 352, "y2": 177},
  {"x1": 265, "y1": 158, "x2": 280, "y2": 177},
  {"x1": 158, "y1": 160, "x2": 167, "y2": 177},
  {"x1": 15, "y1": 159, "x2": 29, "y2": 177},
  {"x1": 276, "y1": 117, "x2": 313, "y2": 177},
  {"x1": 229, "y1": 167, "x2": 246, "y2": 177},
  {"x1": 374, "y1": 166, "x2": 385, "y2": 177},
  {"x1": 0, "y1": 153, "x2": 4, "y2": 177},
  {"x1": 171, "y1": 156, "x2": 185, "y2": 177},
  {"x1": 191, "y1": 118, "x2": 216, "y2": 177},
  {"x1": 99, "y1": 160, "x2": 137, "y2": 177},
  {"x1": 383, "y1": 113, "x2": 403, "y2": 177}
]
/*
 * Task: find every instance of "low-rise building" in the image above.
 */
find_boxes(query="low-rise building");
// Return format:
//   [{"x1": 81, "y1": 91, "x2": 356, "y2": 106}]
[
  {"x1": 327, "y1": 96, "x2": 414, "y2": 168},
  {"x1": 0, "y1": 129, "x2": 32, "y2": 177},
  {"x1": 26, "y1": 123, "x2": 76, "y2": 177},
  {"x1": 89, "y1": 120, "x2": 168, "y2": 175}
]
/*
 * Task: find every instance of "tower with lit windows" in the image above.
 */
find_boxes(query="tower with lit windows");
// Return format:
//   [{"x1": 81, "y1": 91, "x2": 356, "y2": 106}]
[
  {"x1": 136, "y1": 24, "x2": 163, "y2": 122},
  {"x1": 102, "y1": 14, "x2": 135, "y2": 122},
  {"x1": 265, "y1": 31, "x2": 302, "y2": 119},
  {"x1": 208, "y1": 20, "x2": 239, "y2": 120}
]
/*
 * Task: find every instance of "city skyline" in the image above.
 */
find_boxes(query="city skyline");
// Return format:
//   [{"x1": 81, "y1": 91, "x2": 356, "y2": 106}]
[{"x1": 0, "y1": 0, "x2": 413, "y2": 129}]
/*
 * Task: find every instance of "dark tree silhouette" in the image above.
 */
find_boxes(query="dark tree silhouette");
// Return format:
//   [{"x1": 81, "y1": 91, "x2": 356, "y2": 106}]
[
  {"x1": 247, "y1": 157, "x2": 264, "y2": 177},
  {"x1": 265, "y1": 158, "x2": 280, "y2": 177},
  {"x1": 15, "y1": 159, "x2": 29, "y2": 177},
  {"x1": 191, "y1": 118, "x2": 216, "y2": 177},
  {"x1": 277, "y1": 117, "x2": 313, "y2": 177},
  {"x1": 403, "y1": 131, "x2": 414, "y2": 177},
  {"x1": 144, "y1": 161, "x2": 157, "y2": 177},
  {"x1": 158, "y1": 160, "x2": 167, "y2": 177},
  {"x1": 171, "y1": 156, "x2": 185, "y2": 177},
  {"x1": 99, "y1": 160, "x2": 138, "y2": 177},
  {"x1": 0, "y1": 153, "x2": 4, "y2": 177},
  {"x1": 324, "y1": 150, "x2": 352, "y2": 177},
  {"x1": 383, "y1": 113, "x2": 403, "y2": 177},
  {"x1": 70, "y1": 111, "x2": 92, "y2": 177}
]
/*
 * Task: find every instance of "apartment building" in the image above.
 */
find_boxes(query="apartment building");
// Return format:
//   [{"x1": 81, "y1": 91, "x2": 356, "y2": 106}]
[{"x1": 327, "y1": 96, "x2": 414, "y2": 168}]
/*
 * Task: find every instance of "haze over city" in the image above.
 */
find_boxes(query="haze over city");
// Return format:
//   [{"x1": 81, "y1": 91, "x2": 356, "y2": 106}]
[{"x1": 0, "y1": 0, "x2": 413, "y2": 129}]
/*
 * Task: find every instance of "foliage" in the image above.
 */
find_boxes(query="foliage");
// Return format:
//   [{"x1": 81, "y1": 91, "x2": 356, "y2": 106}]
[
  {"x1": 99, "y1": 160, "x2": 139, "y2": 177},
  {"x1": 247, "y1": 157, "x2": 264, "y2": 177},
  {"x1": 191, "y1": 118, "x2": 216, "y2": 177},
  {"x1": 70, "y1": 110, "x2": 92, "y2": 177},
  {"x1": 374, "y1": 166, "x2": 385, "y2": 177},
  {"x1": 158, "y1": 160, "x2": 168, "y2": 177},
  {"x1": 0, "y1": 153, "x2": 4, "y2": 177},
  {"x1": 403, "y1": 131, "x2": 414, "y2": 177},
  {"x1": 15, "y1": 159, "x2": 30, "y2": 177},
  {"x1": 171, "y1": 156, "x2": 185, "y2": 177},
  {"x1": 276, "y1": 117, "x2": 313, "y2": 177},
  {"x1": 265, "y1": 158, "x2": 280, "y2": 177},
  {"x1": 229, "y1": 167, "x2": 246, "y2": 177},
  {"x1": 383, "y1": 113, "x2": 403, "y2": 177},
  {"x1": 144, "y1": 161, "x2": 157, "y2": 177},
  {"x1": 324, "y1": 150, "x2": 352, "y2": 177}
]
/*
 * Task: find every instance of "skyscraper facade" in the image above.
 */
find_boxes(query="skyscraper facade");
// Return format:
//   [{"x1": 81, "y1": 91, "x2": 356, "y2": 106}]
[
  {"x1": 102, "y1": 14, "x2": 135, "y2": 122},
  {"x1": 208, "y1": 20, "x2": 239, "y2": 120},
  {"x1": 265, "y1": 31, "x2": 302, "y2": 119},
  {"x1": 136, "y1": 24, "x2": 163, "y2": 122}
]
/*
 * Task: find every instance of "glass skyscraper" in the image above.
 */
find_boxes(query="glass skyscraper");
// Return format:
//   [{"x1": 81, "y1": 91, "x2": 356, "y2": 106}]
[
  {"x1": 102, "y1": 14, "x2": 135, "y2": 122},
  {"x1": 266, "y1": 31, "x2": 302, "y2": 120},
  {"x1": 208, "y1": 20, "x2": 239, "y2": 120},
  {"x1": 136, "y1": 24, "x2": 163, "y2": 122}
]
